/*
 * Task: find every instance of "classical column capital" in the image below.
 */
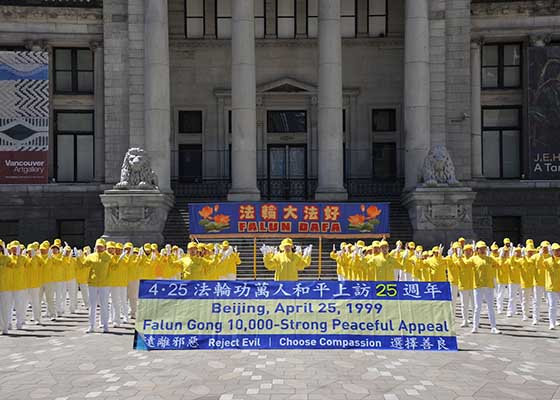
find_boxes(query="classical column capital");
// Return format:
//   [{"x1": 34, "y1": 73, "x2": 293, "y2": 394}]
[
  {"x1": 89, "y1": 40, "x2": 103, "y2": 51},
  {"x1": 529, "y1": 32, "x2": 552, "y2": 47},
  {"x1": 470, "y1": 36, "x2": 484, "y2": 49},
  {"x1": 24, "y1": 39, "x2": 48, "y2": 52}
]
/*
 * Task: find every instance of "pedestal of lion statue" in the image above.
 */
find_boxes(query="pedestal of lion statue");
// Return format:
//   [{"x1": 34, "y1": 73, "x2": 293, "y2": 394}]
[
  {"x1": 402, "y1": 145, "x2": 477, "y2": 247},
  {"x1": 100, "y1": 148, "x2": 174, "y2": 245}
]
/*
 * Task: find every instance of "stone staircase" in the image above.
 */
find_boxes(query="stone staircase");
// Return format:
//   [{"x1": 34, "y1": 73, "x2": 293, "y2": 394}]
[{"x1": 163, "y1": 195, "x2": 413, "y2": 281}]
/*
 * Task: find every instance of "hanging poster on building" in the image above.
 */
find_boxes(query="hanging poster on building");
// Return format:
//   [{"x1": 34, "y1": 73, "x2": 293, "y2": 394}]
[
  {"x1": 528, "y1": 46, "x2": 560, "y2": 179},
  {"x1": 134, "y1": 280, "x2": 457, "y2": 351},
  {"x1": 0, "y1": 51, "x2": 49, "y2": 184},
  {"x1": 188, "y1": 202, "x2": 390, "y2": 238}
]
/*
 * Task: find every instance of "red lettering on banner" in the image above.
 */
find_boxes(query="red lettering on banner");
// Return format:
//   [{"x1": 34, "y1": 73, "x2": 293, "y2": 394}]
[
  {"x1": 268, "y1": 222, "x2": 279, "y2": 232},
  {"x1": 310, "y1": 222, "x2": 320, "y2": 233},
  {"x1": 298, "y1": 222, "x2": 309, "y2": 232},
  {"x1": 331, "y1": 222, "x2": 341, "y2": 233},
  {"x1": 321, "y1": 222, "x2": 330, "y2": 232},
  {"x1": 238, "y1": 222, "x2": 247, "y2": 232},
  {"x1": 258, "y1": 221, "x2": 267, "y2": 232},
  {"x1": 280, "y1": 222, "x2": 292, "y2": 232},
  {"x1": 248, "y1": 222, "x2": 258, "y2": 233}
]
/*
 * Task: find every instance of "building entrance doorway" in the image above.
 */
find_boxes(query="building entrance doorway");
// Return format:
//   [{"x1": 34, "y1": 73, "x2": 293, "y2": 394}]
[{"x1": 267, "y1": 144, "x2": 307, "y2": 200}]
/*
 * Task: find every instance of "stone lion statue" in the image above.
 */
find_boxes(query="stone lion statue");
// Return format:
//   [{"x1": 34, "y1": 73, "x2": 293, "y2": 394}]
[
  {"x1": 422, "y1": 145, "x2": 460, "y2": 186},
  {"x1": 114, "y1": 148, "x2": 159, "y2": 190}
]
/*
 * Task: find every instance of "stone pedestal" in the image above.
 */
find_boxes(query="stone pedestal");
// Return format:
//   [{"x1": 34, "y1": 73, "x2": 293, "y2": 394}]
[
  {"x1": 402, "y1": 187, "x2": 477, "y2": 247},
  {"x1": 100, "y1": 190, "x2": 174, "y2": 245}
]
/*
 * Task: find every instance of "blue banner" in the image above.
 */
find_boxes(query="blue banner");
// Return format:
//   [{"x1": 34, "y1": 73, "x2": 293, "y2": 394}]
[
  {"x1": 188, "y1": 202, "x2": 390, "y2": 237},
  {"x1": 135, "y1": 280, "x2": 457, "y2": 352}
]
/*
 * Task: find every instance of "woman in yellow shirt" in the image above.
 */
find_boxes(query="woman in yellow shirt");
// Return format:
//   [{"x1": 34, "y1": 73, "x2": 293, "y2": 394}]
[
  {"x1": 507, "y1": 248, "x2": 523, "y2": 317},
  {"x1": 456, "y1": 245, "x2": 475, "y2": 328},
  {"x1": 84, "y1": 239, "x2": 113, "y2": 333},
  {"x1": 262, "y1": 238, "x2": 311, "y2": 281},
  {"x1": 519, "y1": 253, "x2": 536, "y2": 321},
  {"x1": 471, "y1": 241, "x2": 500, "y2": 334}
]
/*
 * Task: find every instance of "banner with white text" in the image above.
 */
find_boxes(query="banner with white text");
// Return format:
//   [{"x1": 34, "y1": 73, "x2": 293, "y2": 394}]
[{"x1": 134, "y1": 280, "x2": 457, "y2": 351}]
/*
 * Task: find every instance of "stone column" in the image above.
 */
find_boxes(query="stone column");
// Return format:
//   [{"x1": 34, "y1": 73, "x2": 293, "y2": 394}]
[
  {"x1": 228, "y1": 0, "x2": 260, "y2": 201},
  {"x1": 315, "y1": 0, "x2": 348, "y2": 201},
  {"x1": 91, "y1": 41, "x2": 105, "y2": 183},
  {"x1": 470, "y1": 38, "x2": 483, "y2": 178},
  {"x1": 403, "y1": 0, "x2": 430, "y2": 190},
  {"x1": 144, "y1": 0, "x2": 171, "y2": 192}
]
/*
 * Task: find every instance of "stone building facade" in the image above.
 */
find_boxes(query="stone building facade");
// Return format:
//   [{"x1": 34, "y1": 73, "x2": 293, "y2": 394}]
[{"x1": 0, "y1": 0, "x2": 559, "y2": 246}]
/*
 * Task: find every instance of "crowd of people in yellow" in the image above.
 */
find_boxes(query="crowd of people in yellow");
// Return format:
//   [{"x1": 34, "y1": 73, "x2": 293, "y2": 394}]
[{"x1": 0, "y1": 236, "x2": 559, "y2": 335}]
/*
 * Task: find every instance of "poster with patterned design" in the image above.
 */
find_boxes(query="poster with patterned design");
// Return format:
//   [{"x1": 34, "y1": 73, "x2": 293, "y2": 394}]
[{"x1": 0, "y1": 51, "x2": 49, "y2": 184}]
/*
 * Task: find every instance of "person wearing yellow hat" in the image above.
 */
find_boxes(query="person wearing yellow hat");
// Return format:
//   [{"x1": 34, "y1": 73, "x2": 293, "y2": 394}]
[
  {"x1": 7, "y1": 241, "x2": 30, "y2": 329},
  {"x1": 25, "y1": 244, "x2": 43, "y2": 324},
  {"x1": 0, "y1": 242, "x2": 15, "y2": 334},
  {"x1": 108, "y1": 243, "x2": 129, "y2": 327},
  {"x1": 506, "y1": 246, "x2": 523, "y2": 318},
  {"x1": 331, "y1": 242, "x2": 350, "y2": 281},
  {"x1": 456, "y1": 244, "x2": 474, "y2": 327},
  {"x1": 60, "y1": 245, "x2": 78, "y2": 314},
  {"x1": 216, "y1": 241, "x2": 241, "y2": 281},
  {"x1": 37, "y1": 241, "x2": 56, "y2": 320},
  {"x1": 489, "y1": 243, "x2": 508, "y2": 315},
  {"x1": 49, "y1": 242, "x2": 68, "y2": 317},
  {"x1": 262, "y1": 238, "x2": 311, "y2": 281},
  {"x1": 543, "y1": 243, "x2": 560, "y2": 329},
  {"x1": 518, "y1": 245, "x2": 537, "y2": 322},
  {"x1": 531, "y1": 242, "x2": 549, "y2": 325},
  {"x1": 75, "y1": 247, "x2": 91, "y2": 309},
  {"x1": 470, "y1": 241, "x2": 500, "y2": 334},
  {"x1": 445, "y1": 242, "x2": 462, "y2": 315},
  {"x1": 83, "y1": 239, "x2": 112, "y2": 333},
  {"x1": 423, "y1": 246, "x2": 447, "y2": 282}
]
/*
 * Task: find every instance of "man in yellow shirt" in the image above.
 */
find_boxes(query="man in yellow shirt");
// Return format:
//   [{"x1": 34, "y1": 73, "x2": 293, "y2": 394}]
[
  {"x1": 456, "y1": 244, "x2": 474, "y2": 327},
  {"x1": 26, "y1": 244, "x2": 43, "y2": 324},
  {"x1": 507, "y1": 246, "x2": 522, "y2": 317},
  {"x1": 216, "y1": 241, "x2": 241, "y2": 280},
  {"x1": 543, "y1": 243, "x2": 560, "y2": 330},
  {"x1": 75, "y1": 246, "x2": 91, "y2": 309},
  {"x1": 520, "y1": 248, "x2": 536, "y2": 321},
  {"x1": 83, "y1": 238, "x2": 112, "y2": 333},
  {"x1": 0, "y1": 240, "x2": 15, "y2": 334},
  {"x1": 108, "y1": 242, "x2": 129, "y2": 327},
  {"x1": 490, "y1": 243, "x2": 508, "y2": 315},
  {"x1": 62, "y1": 245, "x2": 78, "y2": 314},
  {"x1": 471, "y1": 241, "x2": 500, "y2": 334},
  {"x1": 262, "y1": 238, "x2": 311, "y2": 281},
  {"x1": 532, "y1": 242, "x2": 549, "y2": 325},
  {"x1": 9, "y1": 242, "x2": 30, "y2": 329},
  {"x1": 330, "y1": 242, "x2": 349, "y2": 281}
]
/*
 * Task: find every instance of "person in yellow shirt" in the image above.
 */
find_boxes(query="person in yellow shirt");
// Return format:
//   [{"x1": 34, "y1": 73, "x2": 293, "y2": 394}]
[
  {"x1": 519, "y1": 248, "x2": 536, "y2": 321},
  {"x1": 400, "y1": 242, "x2": 416, "y2": 281},
  {"x1": 0, "y1": 240, "x2": 15, "y2": 334},
  {"x1": 175, "y1": 242, "x2": 197, "y2": 280},
  {"x1": 83, "y1": 238, "x2": 112, "y2": 333},
  {"x1": 330, "y1": 242, "x2": 349, "y2": 281},
  {"x1": 62, "y1": 246, "x2": 78, "y2": 314},
  {"x1": 370, "y1": 241, "x2": 400, "y2": 281},
  {"x1": 456, "y1": 244, "x2": 474, "y2": 327},
  {"x1": 26, "y1": 244, "x2": 43, "y2": 325},
  {"x1": 108, "y1": 242, "x2": 129, "y2": 327},
  {"x1": 216, "y1": 241, "x2": 241, "y2": 280},
  {"x1": 9, "y1": 242, "x2": 29, "y2": 329},
  {"x1": 445, "y1": 242, "x2": 461, "y2": 314},
  {"x1": 424, "y1": 247, "x2": 447, "y2": 282},
  {"x1": 126, "y1": 246, "x2": 141, "y2": 319},
  {"x1": 471, "y1": 241, "x2": 501, "y2": 334},
  {"x1": 543, "y1": 243, "x2": 560, "y2": 330},
  {"x1": 490, "y1": 243, "x2": 509, "y2": 315},
  {"x1": 507, "y1": 246, "x2": 522, "y2": 317},
  {"x1": 75, "y1": 246, "x2": 91, "y2": 309},
  {"x1": 39, "y1": 241, "x2": 57, "y2": 320},
  {"x1": 532, "y1": 242, "x2": 549, "y2": 325},
  {"x1": 262, "y1": 238, "x2": 311, "y2": 281},
  {"x1": 49, "y1": 242, "x2": 67, "y2": 317}
]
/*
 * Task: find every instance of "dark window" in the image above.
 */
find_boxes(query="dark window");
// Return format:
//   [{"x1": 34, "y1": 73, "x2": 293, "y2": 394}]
[
  {"x1": 340, "y1": 0, "x2": 356, "y2": 38},
  {"x1": 493, "y1": 216, "x2": 521, "y2": 246},
  {"x1": 267, "y1": 110, "x2": 307, "y2": 133},
  {"x1": 482, "y1": 107, "x2": 521, "y2": 178},
  {"x1": 255, "y1": 0, "x2": 265, "y2": 38},
  {"x1": 178, "y1": 111, "x2": 203, "y2": 134},
  {"x1": 185, "y1": 0, "x2": 205, "y2": 38},
  {"x1": 482, "y1": 43, "x2": 522, "y2": 89},
  {"x1": 55, "y1": 111, "x2": 94, "y2": 182},
  {"x1": 0, "y1": 220, "x2": 19, "y2": 242},
  {"x1": 58, "y1": 220, "x2": 85, "y2": 248},
  {"x1": 228, "y1": 110, "x2": 232, "y2": 134},
  {"x1": 372, "y1": 109, "x2": 396, "y2": 132},
  {"x1": 368, "y1": 0, "x2": 388, "y2": 37},
  {"x1": 216, "y1": 0, "x2": 231, "y2": 38},
  {"x1": 178, "y1": 144, "x2": 203, "y2": 182},
  {"x1": 307, "y1": 0, "x2": 318, "y2": 37},
  {"x1": 276, "y1": 0, "x2": 296, "y2": 38},
  {"x1": 54, "y1": 48, "x2": 93, "y2": 94},
  {"x1": 372, "y1": 143, "x2": 397, "y2": 179}
]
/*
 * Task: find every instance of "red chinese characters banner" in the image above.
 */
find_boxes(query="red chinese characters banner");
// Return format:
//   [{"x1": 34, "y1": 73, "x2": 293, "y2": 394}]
[
  {"x1": 0, "y1": 51, "x2": 49, "y2": 184},
  {"x1": 189, "y1": 202, "x2": 390, "y2": 238}
]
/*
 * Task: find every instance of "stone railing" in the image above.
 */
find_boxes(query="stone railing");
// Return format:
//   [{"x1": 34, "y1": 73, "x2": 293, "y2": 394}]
[{"x1": 0, "y1": 0, "x2": 101, "y2": 7}]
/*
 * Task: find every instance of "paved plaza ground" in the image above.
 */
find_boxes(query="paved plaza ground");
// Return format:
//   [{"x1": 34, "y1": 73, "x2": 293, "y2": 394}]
[{"x1": 1, "y1": 305, "x2": 560, "y2": 400}]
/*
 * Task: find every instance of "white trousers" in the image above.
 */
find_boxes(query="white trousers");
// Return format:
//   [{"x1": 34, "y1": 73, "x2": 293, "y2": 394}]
[
  {"x1": 459, "y1": 290, "x2": 473, "y2": 324},
  {"x1": 67, "y1": 279, "x2": 78, "y2": 313},
  {"x1": 547, "y1": 291, "x2": 559, "y2": 328},
  {"x1": 88, "y1": 286, "x2": 109, "y2": 330},
  {"x1": 55, "y1": 281, "x2": 66, "y2": 314},
  {"x1": 79, "y1": 283, "x2": 90, "y2": 308},
  {"x1": 28, "y1": 288, "x2": 42, "y2": 322},
  {"x1": 110, "y1": 286, "x2": 127, "y2": 323},
  {"x1": 0, "y1": 291, "x2": 14, "y2": 332},
  {"x1": 508, "y1": 284, "x2": 521, "y2": 315},
  {"x1": 533, "y1": 286, "x2": 545, "y2": 322},
  {"x1": 13, "y1": 290, "x2": 28, "y2": 328},
  {"x1": 127, "y1": 280, "x2": 139, "y2": 318},
  {"x1": 495, "y1": 284, "x2": 507, "y2": 313},
  {"x1": 43, "y1": 282, "x2": 57, "y2": 318},
  {"x1": 473, "y1": 287, "x2": 497, "y2": 329},
  {"x1": 520, "y1": 287, "x2": 533, "y2": 318},
  {"x1": 451, "y1": 284, "x2": 458, "y2": 316}
]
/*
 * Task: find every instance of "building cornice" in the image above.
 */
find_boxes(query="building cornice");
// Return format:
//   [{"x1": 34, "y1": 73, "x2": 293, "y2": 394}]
[
  {"x1": 471, "y1": 0, "x2": 560, "y2": 17},
  {"x1": 0, "y1": 5, "x2": 102, "y2": 22}
]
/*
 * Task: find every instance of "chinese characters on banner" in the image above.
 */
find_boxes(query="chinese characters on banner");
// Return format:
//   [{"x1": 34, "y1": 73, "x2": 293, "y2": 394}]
[
  {"x1": 134, "y1": 280, "x2": 457, "y2": 351},
  {"x1": 189, "y1": 202, "x2": 390, "y2": 237},
  {"x1": 0, "y1": 51, "x2": 49, "y2": 184}
]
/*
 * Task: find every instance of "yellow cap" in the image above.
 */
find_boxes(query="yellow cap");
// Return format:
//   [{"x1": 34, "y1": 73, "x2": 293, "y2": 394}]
[
  {"x1": 432, "y1": 246, "x2": 440, "y2": 252},
  {"x1": 503, "y1": 238, "x2": 511, "y2": 244},
  {"x1": 452, "y1": 242, "x2": 461, "y2": 249},
  {"x1": 464, "y1": 244, "x2": 473, "y2": 251},
  {"x1": 526, "y1": 244, "x2": 536, "y2": 252},
  {"x1": 95, "y1": 238, "x2": 106, "y2": 247},
  {"x1": 50, "y1": 241, "x2": 60, "y2": 249},
  {"x1": 197, "y1": 243, "x2": 206, "y2": 250},
  {"x1": 116, "y1": 242, "x2": 123, "y2": 250},
  {"x1": 458, "y1": 237, "x2": 466, "y2": 243},
  {"x1": 187, "y1": 242, "x2": 197, "y2": 249},
  {"x1": 340, "y1": 242, "x2": 347, "y2": 248},
  {"x1": 7, "y1": 240, "x2": 20, "y2": 250},
  {"x1": 491, "y1": 243, "x2": 499, "y2": 250},
  {"x1": 356, "y1": 240, "x2": 365, "y2": 247},
  {"x1": 53, "y1": 238, "x2": 62, "y2": 247},
  {"x1": 151, "y1": 244, "x2": 158, "y2": 251},
  {"x1": 551, "y1": 243, "x2": 560, "y2": 250},
  {"x1": 143, "y1": 243, "x2": 151, "y2": 251},
  {"x1": 475, "y1": 241, "x2": 487, "y2": 249},
  {"x1": 281, "y1": 238, "x2": 293, "y2": 248},
  {"x1": 380, "y1": 240, "x2": 389, "y2": 247},
  {"x1": 526, "y1": 239, "x2": 534, "y2": 246},
  {"x1": 0, "y1": 240, "x2": 4, "y2": 248},
  {"x1": 205, "y1": 243, "x2": 214, "y2": 251},
  {"x1": 416, "y1": 245, "x2": 423, "y2": 252},
  {"x1": 106, "y1": 241, "x2": 116, "y2": 249},
  {"x1": 124, "y1": 242, "x2": 133, "y2": 249},
  {"x1": 222, "y1": 240, "x2": 230, "y2": 247},
  {"x1": 407, "y1": 242, "x2": 416, "y2": 249},
  {"x1": 40, "y1": 241, "x2": 50, "y2": 250},
  {"x1": 372, "y1": 241, "x2": 380, "y2": 248},
  {"x1": 83, "y1": 246, "x2": 91, "y2": 252},
  {"x1": 541, "y1": 241, "x2": 551, "y2": 247},
  {"x1": 425, "y1": 251, "x2": 431, "y2": 257}
]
